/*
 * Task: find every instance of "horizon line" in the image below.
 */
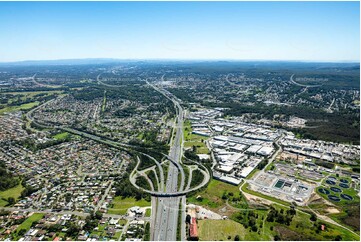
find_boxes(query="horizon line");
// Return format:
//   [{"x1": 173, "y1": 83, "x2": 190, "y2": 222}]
[{"x1": 0, "y1": 57, "x2": 359, "y2": 65}]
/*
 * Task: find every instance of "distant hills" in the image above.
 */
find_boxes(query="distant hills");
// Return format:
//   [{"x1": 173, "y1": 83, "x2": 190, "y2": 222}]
[{"x1": 0, "y1": 58, "x2": 359, "y2": 67}]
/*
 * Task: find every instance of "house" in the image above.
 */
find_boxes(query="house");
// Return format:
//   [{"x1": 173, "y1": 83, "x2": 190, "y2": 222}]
[
  {"x1": 109, "y1": 218, "x2": 119, "y2": 225},
  {"x1": 189, "y1": 218, "x2": 198, "y2": 240}
]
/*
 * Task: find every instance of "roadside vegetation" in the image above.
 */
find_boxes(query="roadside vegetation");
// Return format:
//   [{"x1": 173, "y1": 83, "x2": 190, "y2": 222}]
[
  {"x1": 187, "y1": 179, "x2": 243, "y2": 213},
  {"x1": 193, "y1": 180, "x2": 360, "y2": 241},
  {"x1": 107, "y1": 197, "x2": 150, "y2": 215},
  {"x1": 0, "y1": 161, "x2": 23, "y2": 206},
  {"x1": 183, "y1": 120, "x2": 209, "y2": 154},
  {"x1": 0, "y1": 101, "x2": 39, "y2": 115}
]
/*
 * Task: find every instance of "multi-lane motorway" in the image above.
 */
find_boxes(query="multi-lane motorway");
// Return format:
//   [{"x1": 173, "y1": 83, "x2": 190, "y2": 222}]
[
  {"x1": 26, "y1": 76, "x2": 206, "y2": 241},
  {"x1": 147, "y1": 79, "x2": 185, "y2": 241}
]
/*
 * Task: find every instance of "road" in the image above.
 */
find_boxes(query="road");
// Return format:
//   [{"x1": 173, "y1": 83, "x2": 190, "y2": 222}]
[
  {"x1": 147, "y1": 79, "x2": 185, "y2": 241},
  {"x1": 240, "y1": 182, "x2": 359, "y2": 238},
  {"x1": 24, "y1": 79, "x2": 209, "y2": 241},
  {"x1": 290, "y1": 74, "x2": 322, "y2": 88},
  {"x1": 225, "y1": 73, "x2": 239, "y2": 87},
  {"x1": 0, "y1": 207, "x2": 151, "y2": 222},
  {"x1": 95, "y1": 180, "x2": 114, "y2": 212}
]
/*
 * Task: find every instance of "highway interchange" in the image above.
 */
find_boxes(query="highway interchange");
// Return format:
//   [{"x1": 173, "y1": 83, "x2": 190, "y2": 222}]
[
  {"x1": 26, "y1": 75, "x2": 210, "y2": 241},
  {"x1": 147, "y1": 79, "x2": 185, "y2": 241},
  {"x1": 19, "y1": 72, "x2": 361, "y2": 241}
]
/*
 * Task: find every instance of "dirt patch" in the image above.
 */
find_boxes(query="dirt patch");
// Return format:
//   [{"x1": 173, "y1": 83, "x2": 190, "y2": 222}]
[
  {"x1": 325, "y1": 207, "x2": 340, "y2": 214},
  {"x1": 217, "y1": 206, "x2": 237, "y2": 217},
  {"x1": 243, "y1": 192, "x2": 273, "y2": 206},
  {"x1": 308, "y1": 192, "x2": 335, "y2": 207}
]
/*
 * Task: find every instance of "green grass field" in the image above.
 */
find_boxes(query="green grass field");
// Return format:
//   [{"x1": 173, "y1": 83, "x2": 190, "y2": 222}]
[
  {"x1": 0, "y1": 183, "x2": 24, "y2": 207},
  {"x1": 194, "y1": 180, "x2": 360, "y2": 241},
  {"x1": 145, "y1": 208, "x2": 151, "y2": 217},
  {"x1": 228, "y1": 202, "x2": 360, "y2": 241},
  {"x1": 4, "y1": 90, "x2": 62, "y2": 98},
  {"x1": 16, "y1": 213, "x2": 44, "y2": 234},
  {"x1": 183, "y1": 120, "x2": 209, "y2": 154},
  {"x1": 118, "y1": 219, "x2": 127, "y2": 226},
  {"x1": 53, "y1": 132, "x2": 70, "y2": 140},
  {"x1": 187, "y1": 179, "x2": 241, "y2": 210},
  {"x1": 198, "y1": 219, "x2": 247, "y2": 241},
  {"x1": 0, "y1": 101, "x2": 39, "y2": 115},
  {"x1": 107, "y1": 197, "x2": 151, "y2": 215}
]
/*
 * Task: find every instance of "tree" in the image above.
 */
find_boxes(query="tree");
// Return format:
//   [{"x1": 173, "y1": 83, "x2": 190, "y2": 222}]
[
  {"x1": 18, "y1": 228, "x2": 27, "y2": 236},
  {"x1": 251, "y1": 225, "x2": 258, "y2": 232},
  {"x1": 66, "y1": 222, "x2": 80, "y2": 237},
  {"x1": 65, "y1": 193, "x2": 72, "y2": 203},
  {"x1": 94, "y1": 211, "x2": 103, "y2": 220},
  {"x1": 274, "y1": 235, "x2": 280, "y2": 241},
  {"x1": 234, "y1": 235, "x2": 240, "y2": 241},
  {"x1": 335, "y1": 235, "x2": 342, "y2": 241},
  {"x1": 7, "y1": 197, "x2": 15, "y2": 205},
  {"x1": 186, "y1": 214, "x2": 191, "y2": 224},
  {"x1": 310, "y1": 212, "x2": 317, "y2": 222}
]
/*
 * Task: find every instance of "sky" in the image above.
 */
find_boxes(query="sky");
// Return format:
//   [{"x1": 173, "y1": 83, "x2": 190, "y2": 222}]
[{"x1": 0, "y1": 1, "x2": 359, "y2": 62}]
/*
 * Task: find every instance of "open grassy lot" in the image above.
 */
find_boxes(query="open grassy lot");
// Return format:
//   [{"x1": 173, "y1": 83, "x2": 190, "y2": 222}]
[
  {"x1": 4, "y1": 90, "x2": 62, "y2": 98},
  {"x1": 0, "y1": 101, "x2": 39, "y2": 115},
  {"x1": 0, "y1": 183, "x2": 24, "y2": 207},
  {"x1": 16, "y1": 213, "x2": 44, "y2": 234},
  {"x1": 187, "y1": 179, "x2": 241, "y2": 210},
  {"x1": 183, "y1": 120, "x2": 209, "y2": 154},
  {"x1": 198, "y1": 219, "x2": 247, "y2": 241},
  {"x1": 193, "y1": 180, "x2": 360, "y2": 241},
  {"x1": 145, "y1": 208, "x2": 151, "y2": 217},
  {"x1": 107, "y1": 197, "x2": 150, "y2": 215},
  {"x1": 0, "y1": 199, "x2": 8, "y2": 207},
  {"x1": 119, "y1": 219, "x2": 127, "y2": 226},
  {"x1": 53, "y1": 132, "x2": 70, "y2": 140},
  {"x1": 229, "y1": 202, "x2": 360, "y2": 241},
  {"x1": 230, "y1": 209, "x2": 274, "y2": 240},
  {"x1": 278, "y1": 203, "x2": 360, "y2": 241}
]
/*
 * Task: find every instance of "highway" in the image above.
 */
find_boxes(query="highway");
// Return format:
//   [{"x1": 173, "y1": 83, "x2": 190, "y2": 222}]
[
  {"x1": 130, "y1": 79, "x2": 210, "y2": 240},
  {"x1": 148, "y1": 83, "x2": 184, "y2": 241},
  {"x1": 147, "y1": 79, "x2": 185, "y2": 241},
  {"x1": 290, "y1": 74, "x2": 322, "y2": 88},
  {"x1": 24, "y1": 78, "x2": 209, "y2": 241}
]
